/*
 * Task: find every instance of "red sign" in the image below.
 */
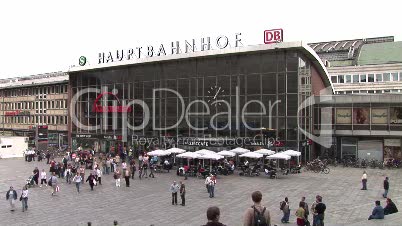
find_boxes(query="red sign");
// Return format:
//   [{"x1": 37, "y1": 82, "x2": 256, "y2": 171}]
[
  {"x1": 264, "y1": 29, "x2": 283, "y2": 44},
  {"x1": 93, "y1": 92, "x2": 133, "y2": 113},
  {"x1": 5, "y1": 111, "x2": 19, "y2": 116}
]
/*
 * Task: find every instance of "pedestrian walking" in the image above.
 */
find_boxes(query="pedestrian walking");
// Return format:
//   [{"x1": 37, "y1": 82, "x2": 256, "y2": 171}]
[
  {"x1": 243, "y1": 191, "x2": 271, "y2": 226},
  {"x1": 149, "y1": 163, "x2": 155, "y2": 178},
  {"x1": 114, "y1": 168, "x2": 121, "y2": 187},
  {"x1": 96, "y1": 167, "x2": 102, "y2": 185},
  {"x1": 314, "y1": 195, "x2": 326, "y2": 226},
  {"x1": 72, "y1": 173, "x2": 82, "y2": 193},
  {"x1": 141, "y1": 160, "x2": 148, "y2": 178},
  {"x1": 130, "y1": 159, "x2": 136, "y2": 179},
  {"x1": 383, "y1": 177, "x2": 389, "y2": 198},
  {"x1": 301, "y1": 197, "x2": 310, "y2": 225},
  {"x1": 295, "y1": 202, "x2": 306, "y2": 226},
  {"x1": 170, "y1": 181, "x2": 179, "y2": 205},
  {"x1": 21, "y1": 185, "x2": 29, "y2": 212},
  {"x1": 40, "y1": 169, "x2": 47, "y2": 187},
  {"x1": 49, "y1": 172, "x2": 58, "y2": 196},
  {"x1": 202, "y1": 206, "x2": 226, "y2": 226},
  {"x1": 361, "y1": 171, "x2": 368, "y2": 190},
  {"x1": 86, "y1": 172, "x2": 97, "y2": 191},
  {"x1": 106, "y1": 158, "x2": 111, "y2": 175},
  {"x1": 179, "y1": 181, "x2": 186, "y2": 206},
  {"x1": 205, "y1": 175, "x2": 211, "y2": 193},
  {"x1": 79, "y1": 165, "x2": 85, "y2": 184},
  {"x1": 65, "y1": 165, "x2": 72, "y2": 184},
  {"x1": 280, "y1": 197, "x2": 290, "y2": 223},
  {"x1": 207, "y1": 175, "x2": 217, "y2": 198},
  {"x1": 32, "y1": 167, "x2": 39, "y2": 186},
  {"x1": 124, "y1": 168, "x2": 130, "y2": 187},
  {"x1": 5, "y1": 186, "x2": 17, "y2": 211}
]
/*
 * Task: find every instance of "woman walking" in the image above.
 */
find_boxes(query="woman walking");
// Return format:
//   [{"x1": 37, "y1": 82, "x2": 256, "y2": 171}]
[
  {"x1": 21, "y1": 185, "x2": 29, "y2": 212},
  {"x1": 72, "y1": 173, "x2": 82, "y2": 193},
  {"x1": 124, "y1": 168, "x2": 130, "y2": 187},
  {"x1": 40, "y1": 169, "x2": 47, "y2": 187},
  {"x1": 361, "y1": 171, "x2": 368, "y2": 190},
  {"x1": 86, "y1": 173, "x2": 97, "y2": 191},
  {"x1": 114, "y1": 168, "x2": 121, "y2": 187}
]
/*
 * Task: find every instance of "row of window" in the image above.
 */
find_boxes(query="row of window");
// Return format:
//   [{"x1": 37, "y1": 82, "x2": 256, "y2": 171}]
[
  {"x1": 331, "y1": 72, "x2": 402, "y2": 84},
  {"x1": 336, "y1": 89, "x2": 402, "y2": 94},
  {"x1": 0, "y1": 100, "x2": 68, "y2": 111},
  {"x1": 0, "y1": 84, "x2": 68, "y2": 97},
  {"x1": 1, "y1": 115, "x2": 68, "y2": 125}
]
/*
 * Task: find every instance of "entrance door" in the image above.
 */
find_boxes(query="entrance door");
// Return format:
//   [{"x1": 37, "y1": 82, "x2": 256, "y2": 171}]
[{"x1": 358, "y1": 140, "x2": 383, "y2": 162}]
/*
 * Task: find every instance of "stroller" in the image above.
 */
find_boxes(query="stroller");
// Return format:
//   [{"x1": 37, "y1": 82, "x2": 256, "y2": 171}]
[{"x1": 26, "y1": 175, "x2": 35, "y2": 188}]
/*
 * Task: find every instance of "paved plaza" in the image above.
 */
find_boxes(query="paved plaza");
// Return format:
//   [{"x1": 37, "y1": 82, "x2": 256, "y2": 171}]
[{"x1": 0, "y1": 158, "x2": 401, "y2": 226}]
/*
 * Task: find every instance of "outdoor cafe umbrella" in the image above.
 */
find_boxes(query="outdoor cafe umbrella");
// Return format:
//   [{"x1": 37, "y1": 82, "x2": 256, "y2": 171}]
[
  {"x1": 254, "y1": 149, "x2": 275, "y2": 156},
  {"x1": 147, "y1": 149, "x2": 171, "y2": 157},
  {"x1": 195, "y1": 149, "x2": 217, "y2": 167},
  {"x1": 216, "y1": 150, "x2": 236, "y2": 157},
  {"x1": 230, "y1": 147, "x2": 250, "y2": 154},
  {"x1": 254, "y1": 149, "x2": 275, "y2": 165},
  {"x1": 176, "y1": 152, "x2": 201, "y2": 166},
  {"x1": 282, "y1": 150, "x2": 301, "y2": 164},
  {"x1": 166, "y1": 147, "x2": 186, "y2": 164},
  {"x1": 239, "y1": 152, "x2": 263, "y2": 159},
  {"x1": 197, "y1": 153, "x2": 224, "y2": 171},
  {"x1": 266, "y1": 152, "x2": 291, "y2": 160}
]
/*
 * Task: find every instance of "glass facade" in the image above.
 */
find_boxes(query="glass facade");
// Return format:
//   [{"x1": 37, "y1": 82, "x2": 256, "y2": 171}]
[{"x1": 70, "y1": 49, "x2": 320, "y2": 154}]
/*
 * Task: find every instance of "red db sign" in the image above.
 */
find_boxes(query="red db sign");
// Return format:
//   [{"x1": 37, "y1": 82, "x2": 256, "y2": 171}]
[{"x1": 264, "y1": 29, "x2": 283, "y2": 44}]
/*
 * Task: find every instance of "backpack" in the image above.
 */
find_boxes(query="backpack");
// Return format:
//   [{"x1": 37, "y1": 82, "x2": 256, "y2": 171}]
[
  {"x1": 48, "y1": 177, "x2": 52, "y2": 186},
  {"x1": 253, "y1": 206, "x2": 268, "y2": 226},
  {"x1": 280, "y1": 201, "x2": 285, "y2": 210}
]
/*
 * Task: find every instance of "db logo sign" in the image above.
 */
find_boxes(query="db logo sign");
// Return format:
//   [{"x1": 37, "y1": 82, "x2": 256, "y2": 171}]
[{"x1": 264, "y1": 29, "x2": 283, "y2": 44}]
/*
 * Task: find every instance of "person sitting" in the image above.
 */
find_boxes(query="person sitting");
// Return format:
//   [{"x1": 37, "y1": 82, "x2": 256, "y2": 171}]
[
  {"x1": 384, "y1": 198, "x2": 398, "y2": 215},
  {"x1": 368, "y1": 200, "x2": 385, "y2": 220}
]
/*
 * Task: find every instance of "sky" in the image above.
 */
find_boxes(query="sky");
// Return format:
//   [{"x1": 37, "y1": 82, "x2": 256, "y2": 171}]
[{"x1": 0, "y1": 0, "x2": 401, "y2": 79}]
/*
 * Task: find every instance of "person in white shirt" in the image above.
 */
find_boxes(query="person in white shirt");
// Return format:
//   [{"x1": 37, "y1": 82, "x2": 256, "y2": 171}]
[
  {"x1": 21, "y1": 185, "x2": 29, "y2": 212},
  {"x1": 205, "y1": 175, "x2": 212, "y2": 193},
  {"x1": 361, "y1": 171, "x2": 368, "y2": 190},
  {"x1": 208, "y1": 175, "x2": 217, "y2": 198},
  {"x1": 40, "y1": 169, "x2": 47, "y2": 187},
  {"x1": 96, "y1": 167, "x2": 102, "y2": 185},
  {"x1": 72, "y1": 173, "x2": 82, "y2": 193}
]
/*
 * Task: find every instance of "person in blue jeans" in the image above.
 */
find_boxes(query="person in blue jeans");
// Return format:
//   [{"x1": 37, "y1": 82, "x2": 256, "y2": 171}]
[
  {"x1": 281, "y1": 197, "x2": 290, "y2": 223},
  {"x1": 368, "y1": 200, "x2": 384, "y2": 220},
  {"x1": 314, "y1": 196, "x2": 326, "y2": 226}
]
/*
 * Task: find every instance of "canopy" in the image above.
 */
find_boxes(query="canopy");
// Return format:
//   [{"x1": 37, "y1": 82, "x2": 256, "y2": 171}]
[
  {"x1": 239, "y1": 152, "x2": 263, "y2": 159},
  {"x1": 176, "y1": 152, "x2": 201, "y2": 159},
  {"x1": 254, "y1": 149, "x2": 275, "y2": 156},
  {"x1": 266, "y1": 153, "x2": 291, "y2": 160},
  {"x1": 197, "y1": 153, "x2": 224, "y2": 160},
  {"x1": 166, "y1": 147, "x2": 186, "y2": 154},
  {"x1": 282, "y1": 150, "x2": 301, "y2": 157},
  {"x1": 147, "y1": 149, "x2": 171, "y2": 156},
  {"x1": 230, "y1": 147, "x2": 250, "y2": 154},
  {"x1": 216, "y1": 150, "x2": 236, "y2": 157},
  {"x1": 195, "y1": 149, "x2": 216, "y2": 156}
]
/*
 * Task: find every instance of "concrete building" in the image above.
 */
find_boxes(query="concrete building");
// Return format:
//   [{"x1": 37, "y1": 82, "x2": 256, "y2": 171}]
[
  {"x1": 0, "y1": 72, "x2": 69, "y2": 149},
  {"x1": 309, "y1": 36, "x2": 402, "y2": 94}
]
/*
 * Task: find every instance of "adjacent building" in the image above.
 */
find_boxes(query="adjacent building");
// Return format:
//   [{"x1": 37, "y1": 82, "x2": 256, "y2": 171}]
[
  {"x1": 0, "y1": 72, "x2": 69, "y2": 149},
  {"x1": 309, "y1": 37, "x2": 402, "y2": 162}
]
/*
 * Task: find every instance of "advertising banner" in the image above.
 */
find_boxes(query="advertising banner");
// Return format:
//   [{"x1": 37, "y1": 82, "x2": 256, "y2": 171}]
[
  {"x1": 336, "y1": 108, "x2": 352, "y2": 124},
  {"x1": 390, "y1": 107, "x2": 402, "y2": 124},
  {"x1": 371, "y1": 108, "x2": 388, "y2": 124},
  {"x1": 353, "y1": 108, "x2": 369, "y2": 124},
  {"x1": 384, "y1": 139, "x2": 402, "y2": 161}
]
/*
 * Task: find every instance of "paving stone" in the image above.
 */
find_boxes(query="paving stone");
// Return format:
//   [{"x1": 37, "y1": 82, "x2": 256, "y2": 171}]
[{"x1": 0, "y1": 158, "x2": 401, "y2": 225}]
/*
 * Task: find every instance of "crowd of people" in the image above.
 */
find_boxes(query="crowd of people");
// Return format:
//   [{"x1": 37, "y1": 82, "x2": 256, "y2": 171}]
[{"x1": 5, "y1": 146, "x2": 400, "y2": 225}]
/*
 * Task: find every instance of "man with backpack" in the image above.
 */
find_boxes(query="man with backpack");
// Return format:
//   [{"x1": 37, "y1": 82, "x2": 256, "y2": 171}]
[
  {"x1": 243, "y1": 191, "x2": 271, "y2": 226},
  {"x1": 280, "y1": 197, "x2": 290, "y2": 223}
]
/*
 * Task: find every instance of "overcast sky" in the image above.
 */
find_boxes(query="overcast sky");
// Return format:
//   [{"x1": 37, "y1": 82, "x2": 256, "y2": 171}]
[{"x1": 0, "y1": 0, "x2": 400, "y2": 79}]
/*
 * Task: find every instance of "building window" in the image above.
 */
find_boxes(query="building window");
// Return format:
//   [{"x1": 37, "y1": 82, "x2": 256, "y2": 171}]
[
  {"x1": 353, "y1": 74, "x2": 359, "y2": 83},
  {"x1": 345, "y1": 75, "x2": 351, "y2": 83},
  {"x1": 331, "y1": 76, "x2": 337, "y2": 83},
  {"x1": 338, "y1": 75, "x2": 344, "y2": 83},
  {"x1": 400, "y1": 72, "x2": 402, "y2": 81},
  {"x1": 383, "y1": 73, "x2": 390, "y2": 82},
  {"x1": 360, "y1": 74, "x2": 366, "y2": 82},
  {"x1": 391, "y1": 72, "x2": 398, "y2": 81},
  {"x1": 368, "y1": 74, "x2": 375, "y2": 82},
  {"x1": 376, "y1": 74, "x2": 382, "y2": 82}
]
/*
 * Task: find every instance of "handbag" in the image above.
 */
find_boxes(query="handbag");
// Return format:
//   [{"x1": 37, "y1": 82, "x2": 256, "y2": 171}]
[{"x1": 19, "y1": 196, "x2": 22, "y2": 201}]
